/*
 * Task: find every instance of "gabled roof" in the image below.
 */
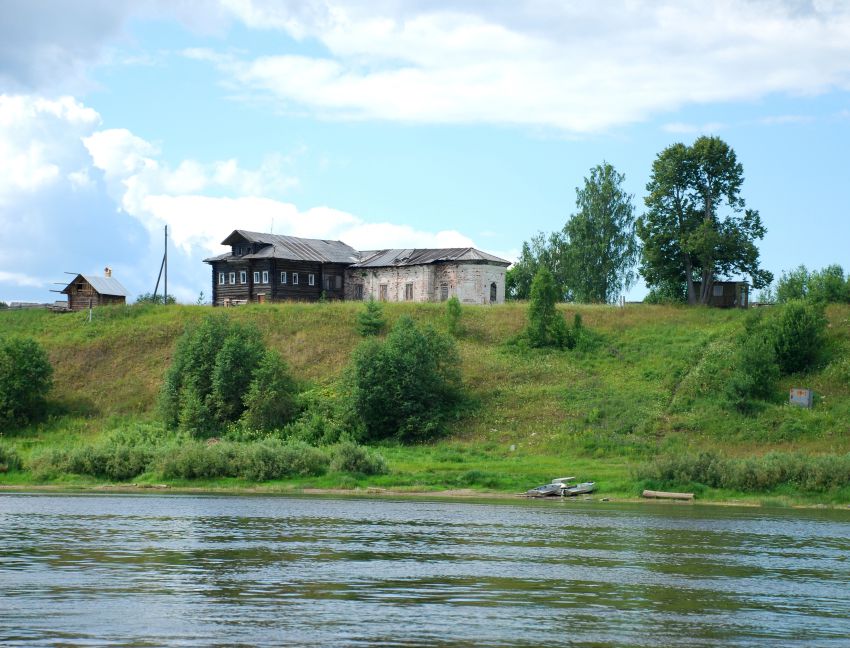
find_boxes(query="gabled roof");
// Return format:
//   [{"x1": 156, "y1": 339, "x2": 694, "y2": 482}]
[
  {"x1": 352, "y1": 248, "x2": 510, "y2": 268},
  {"x1": 205, "y1": 230, "x2": 359, "y2": 264},
  {"x1": 62, "y1": 274, "x2": 129, "y2": 297}
]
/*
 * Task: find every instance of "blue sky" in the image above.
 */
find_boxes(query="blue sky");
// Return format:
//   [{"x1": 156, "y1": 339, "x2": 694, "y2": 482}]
[{"x1": 1, "y1": 0, "x2": 848, "y2": 304}]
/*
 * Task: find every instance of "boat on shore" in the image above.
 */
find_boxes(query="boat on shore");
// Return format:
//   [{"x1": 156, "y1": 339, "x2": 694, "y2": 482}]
[{"x1": 524, "y1": 477, "x2": 596, "y2": 498}]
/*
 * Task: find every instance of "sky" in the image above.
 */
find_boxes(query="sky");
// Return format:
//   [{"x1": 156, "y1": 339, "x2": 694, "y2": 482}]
[{"x1": 0, "y1": 0, "x2": 848, "y2": 304}]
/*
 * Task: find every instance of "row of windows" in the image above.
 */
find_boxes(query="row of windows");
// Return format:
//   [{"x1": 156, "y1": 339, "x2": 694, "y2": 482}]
[{"x1": 217, "y1": 271, "x2": 318, "y2": 286}]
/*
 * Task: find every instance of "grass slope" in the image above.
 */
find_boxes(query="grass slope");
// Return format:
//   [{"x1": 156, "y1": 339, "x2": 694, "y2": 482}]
[{"x1": 1, "y1": 301, "x2": 849, "y2": 504}]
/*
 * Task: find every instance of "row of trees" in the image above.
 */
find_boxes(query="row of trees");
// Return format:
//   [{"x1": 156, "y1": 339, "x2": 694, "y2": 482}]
[
  {"x1": 760, "y1": 264, "x2": 850, "y2": 305},
  {"x1": 509, "y1": 136, "x2": 773, "y2": 305}
]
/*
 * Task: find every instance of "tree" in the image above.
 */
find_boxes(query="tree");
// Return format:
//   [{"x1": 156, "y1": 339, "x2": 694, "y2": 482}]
[
  {"x1": 160, "y1": 316, "x2": 298, "y2": 435},
  {"x1": 0, "y1": 337, "x2": 53, "y2": 426},
  {"x1": 506, "y1": 230, "x2": 570, "y2": 300},
  {"x1": 136, "y1": 292, "x2": 176, "y2": 305},
  {"x1": 637, "y1": 136, "x2": 772, "y2": 305},
  {"x1": 351, "y1": 316, "x2": 462, "y2": 442},
  {"x1": 445, "y1": 296, "x2": 463, "y2": 336},
  {"x1": 356, "y1": 298, "x2": 386, "y2": 336},
  {"x1": 563, "y1": 163, "x2": 637, "y2": 303},
  {"x1": 526, "y1": 267, "x2": 569, "y2": 348},
  {"x1": 775, "y1": 265, "x2": 808, "y2": 303}
]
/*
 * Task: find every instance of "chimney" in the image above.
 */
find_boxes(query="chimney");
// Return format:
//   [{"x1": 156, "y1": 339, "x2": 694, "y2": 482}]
[{"x1": 104, "y1": 267, "x2": 112, "y2": 278}]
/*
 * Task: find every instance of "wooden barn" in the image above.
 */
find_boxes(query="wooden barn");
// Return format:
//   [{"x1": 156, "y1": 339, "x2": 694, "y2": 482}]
[
  {"x1": 61, "y1": 269, "x2": 129, "y2": 311},
  {"x1": 693, "y1": 280, "x2": 749, "y2": 308},
  {"x1": 204, "y1": 231, "x2": 359, "y2": 305}
]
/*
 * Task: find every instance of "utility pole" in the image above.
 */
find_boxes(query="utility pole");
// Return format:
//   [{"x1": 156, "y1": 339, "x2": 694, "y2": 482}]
[{"x1": 153, "y1": 224, "x2": 169, "y2": 304}]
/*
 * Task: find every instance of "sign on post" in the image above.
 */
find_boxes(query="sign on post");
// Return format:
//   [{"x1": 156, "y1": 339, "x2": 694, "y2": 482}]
[{"x1": 789, "y1": 388, "x2": 813, "y2": 408}]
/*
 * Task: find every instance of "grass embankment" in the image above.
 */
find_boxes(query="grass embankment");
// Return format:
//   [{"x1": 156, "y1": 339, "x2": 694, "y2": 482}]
[{"x1": 1, "y1": 301, "x2": 849, "y2": 505}]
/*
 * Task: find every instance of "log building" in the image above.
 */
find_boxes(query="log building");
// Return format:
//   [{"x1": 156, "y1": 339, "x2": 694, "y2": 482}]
[
  {"x1": 61, "y1": 269, "x2": 128, "y2": 311},
  {"x1": 204, "y1": 230, "x2": 510, "y2": 306}
]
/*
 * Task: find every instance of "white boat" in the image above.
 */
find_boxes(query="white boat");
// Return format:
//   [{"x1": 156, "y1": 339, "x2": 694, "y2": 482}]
[{"x1": 525, "y1": 477, "x2": 596, "y2": 497}]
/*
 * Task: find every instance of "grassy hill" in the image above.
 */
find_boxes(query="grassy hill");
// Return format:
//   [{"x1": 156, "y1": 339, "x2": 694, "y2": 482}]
[{"x1": 1, "y1": 301, "x2": 849, "y2": 504}]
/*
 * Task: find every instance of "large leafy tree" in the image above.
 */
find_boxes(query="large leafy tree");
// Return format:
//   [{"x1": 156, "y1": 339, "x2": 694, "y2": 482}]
[
  {"x1": 637, "y1": 136, "x2": 772, "y2": 305},
  {"x1": 563, "y1": 163, "x2": 637, "y2": 303}
]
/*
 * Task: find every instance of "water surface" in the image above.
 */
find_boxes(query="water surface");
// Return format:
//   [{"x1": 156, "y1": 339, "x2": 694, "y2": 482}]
[{"x1": 1, "y1": 494, "x2": 849, "y2": 646}]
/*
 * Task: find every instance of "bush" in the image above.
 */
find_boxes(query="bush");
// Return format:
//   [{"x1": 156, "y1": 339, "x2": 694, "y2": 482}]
[
  {"x1": 157, "y1": 440, "x2": 328, "y2": 481},
  {"x1": 0, "y1": 443, "x2": 22, "y2": 472},
  {"x1": 240, "y1": 350, "x2": 299, "y2": 430},
  {"x1": 352, "y1": 316, "x2": 463, "y2": 442},
  {"x1": 773, "y1": 300, "x2": 827, "y2": 374},
  {"x1": 329, "y1": 441, "x2": 388, "y2": 475},
  {"x1": 808, "y1": 265, "x2": 849, "y2": 304},
  {"x1": 356, "y1": 298, "x2": 385, "y2": 336},
  {"x1": 445, "y1": 296, "x2": 463, "y2": 336},
  {"x1": 727, "y1": 313, "x2": 779, "y2": 411},
  {"x1": 526, "y1": 267, "x2": 569, "y2": 348},
  {"x1": 638, "y1": 450, "x2": 850, "y2": 493},
  {"x1": 0, "y1": 337, "x2": 53, "y2": 427},
  {"x1": 135, "y1": 292, "x2": 176, "y2": 305},
  {"x1": 160, "y1": 316, "x2": 299, "y2": 435},
  {"x1": 28, "y1": 442, "x2": 155, "y2": 481},
  {"x1": 775, "y1": 265, "x2": 808, "y2": 303}
]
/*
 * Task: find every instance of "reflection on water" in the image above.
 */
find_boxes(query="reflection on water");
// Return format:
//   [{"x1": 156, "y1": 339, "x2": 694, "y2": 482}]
[{"x1": 1, "y1": 494, "x2": 849, "y2": 646}]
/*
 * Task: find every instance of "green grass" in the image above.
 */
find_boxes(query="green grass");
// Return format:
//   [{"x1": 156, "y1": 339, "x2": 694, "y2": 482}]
[{"x1": 1, "y1": 301, "x2": 849, "y2": 505}]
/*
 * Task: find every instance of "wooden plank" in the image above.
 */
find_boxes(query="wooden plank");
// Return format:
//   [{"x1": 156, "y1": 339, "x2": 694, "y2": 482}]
[{"x1": 642, "y1": 489, "x2": 694, "y2": 501}]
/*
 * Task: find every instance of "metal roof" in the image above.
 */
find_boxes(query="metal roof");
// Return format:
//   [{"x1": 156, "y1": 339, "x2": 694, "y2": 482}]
[
  {"x1": 352, "y1": 248, "x2": 510, "y2": 268},
  {"x1": 206, "y1": 230, "x2": 359, "y2": 264},
  {"x1": 62, "y1": 274, "x2": 129, "y2": 297}
]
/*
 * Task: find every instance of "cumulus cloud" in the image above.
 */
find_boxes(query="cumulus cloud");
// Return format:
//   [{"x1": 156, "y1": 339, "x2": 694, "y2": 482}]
[
  {"x1": 0, "y1": 94, "x2": 100, "y2": 204},
  {"x1": 200, "y1": 0, "x2": 850, "y2": 133}
]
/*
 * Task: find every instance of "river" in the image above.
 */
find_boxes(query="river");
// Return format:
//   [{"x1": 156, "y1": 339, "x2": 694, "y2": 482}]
[{"x1": 1, "y1": 493, "x2": 849, "y2": 646}]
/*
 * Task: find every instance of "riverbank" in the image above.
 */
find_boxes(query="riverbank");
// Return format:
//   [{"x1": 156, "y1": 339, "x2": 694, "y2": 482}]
[{"x1": 2, "y1": 302, "x2": 849, "y2": 505}]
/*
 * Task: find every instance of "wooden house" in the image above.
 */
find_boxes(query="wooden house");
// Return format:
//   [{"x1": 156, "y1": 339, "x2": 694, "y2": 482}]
[
  {"x1": 204, "y1": 231, "x2": 359, "y2": 306},
  {"x1": 346, "y1": 248, "x2": 510, "y2": 304},
  {"x1": 61, "y1": 269, "x2": 128, "y2": 311},
  {"x1": 694, "y1": 280, "x2": 749, "y2": 308}
]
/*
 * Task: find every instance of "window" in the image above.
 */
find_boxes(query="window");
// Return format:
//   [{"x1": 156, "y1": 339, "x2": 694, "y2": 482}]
[
  {"x1": 229, "y1": 272, "x2": 236, "y2": 285},
  {"x1": 354, "y1": 284, "x2": 364, "y2": 300},
  {"x1": 379, "y1": 284, "x2": 388, "y2": 301},
  {"x1": 335, "y1": 275, "x2": 342, "y2": 290},
  {"x1": 280, "y1": 271, "x2": 287, "y2": 284},
  {"x1": 262, "y1": 271, "x2": 269, "y2": 284},
  {"x1": 218, "y1": 272, "x2": 225, "y2": 285},
  {"x1": 239, "y1": 271, "x2": 247, "y2": 284},
  {"x1": 308, "y1": 273, "x2": 315, "y2": 286},
  {"x1": 325, "y1": 276, "x2": 332, "y2": 291},
  {"x1": 405, "y1": 283, "x2": 414, "y2": 301},
  {"x1": 713, "y1": 284, "x2": 724, "y2": 297},
  {"x1": 253, "y1": 271, "x2": 260, "y2": 283},
  {"x1": 293, "y1": 272, "x2": 299, "y2": 285},
  {"x1": 440, "y1": 283, "x2": 449, "y2": 301}
]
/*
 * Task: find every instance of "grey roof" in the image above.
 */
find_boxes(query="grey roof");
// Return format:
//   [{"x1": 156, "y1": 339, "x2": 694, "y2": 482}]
[
  {"x1": 205, "y1": 230, "x2": 359, "y2": 264},
  {"x1": 63, "y1": 274, "x2": 129, "y2": 297},
  {"x1": 352, "y1": 248, "x2": 510, "y2": 268}
]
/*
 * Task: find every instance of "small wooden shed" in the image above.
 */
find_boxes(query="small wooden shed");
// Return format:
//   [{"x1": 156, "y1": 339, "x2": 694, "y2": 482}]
[
  {"x1": 694, "y1": 281, "x2": 749, "y2": 308},
  {"x1": 61, "y1": 269, "x2": 128, "y2": 311}
]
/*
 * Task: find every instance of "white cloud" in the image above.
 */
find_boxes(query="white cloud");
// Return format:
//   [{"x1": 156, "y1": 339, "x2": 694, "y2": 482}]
[
  {"x1": 201, "y1": 0, "x2": 850, "y2": 133},
  {"x1": 662, "y1": 121, "x2": 726, "y2": 134},
  {"x1": 0, "y1": 270, "x2": 44, "y2": 288},
  {"x1": 0, "y1": 94, "x2": 100, "y2": 204}
]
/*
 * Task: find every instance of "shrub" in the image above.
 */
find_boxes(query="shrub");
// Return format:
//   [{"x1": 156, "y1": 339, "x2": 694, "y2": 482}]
[
  {"x1": 775, "y1": 265, "x2": 808, "y2": 303},
  {"x1": 352, "y1": 316, "x2": 463, "y2": 442},
  {"x1": 638, "y1": 450, "x2": 850, "y2": 493},
  {"x1": 0, "y1": 337, "x2": 53, "y2": 427},
  {"x1": 28, "y1": 442, "x2": 154, "y2": 481},
  {"x1": 0, "y1": 443, "x2": 22, "y2": 472},
  {"x1": 727, "y1": 313, "x2": 780, "y2": 411},
  {"x1": 356, "y1": 298, "x2": 385, "y2": 336},
  {"x1": 240, "y1": 350, "x2": 300, "y2": 430},
  {"x1": 157, "y1": 440, "x2": 328, "y2": 481},
  {"x1": 160, "y1": 316, "x2": 299, "y2": 435},
  {"x1": 329, "y1": 441, "x2": 388, "y2": 475},
  {"x1": 135, "y1": 292, "x2": 176, "y2": 305},
  {"x1": 772, "y1": 300, "x2": 827, "y2": 375},
  {"x1": 808, "y1": 265, "x2": 849, "y2": 304},
  {"x1": 445, "y1": 296, "x2": 463, "y2": 336},
  {"x1": 526, "y1": 267, "x2": 569, "y2": 348}
]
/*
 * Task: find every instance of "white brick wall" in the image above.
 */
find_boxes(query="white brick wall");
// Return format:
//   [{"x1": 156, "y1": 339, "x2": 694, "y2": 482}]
[{"x1": 345, "y1": 262, "x2": 506, "y2": 304}]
